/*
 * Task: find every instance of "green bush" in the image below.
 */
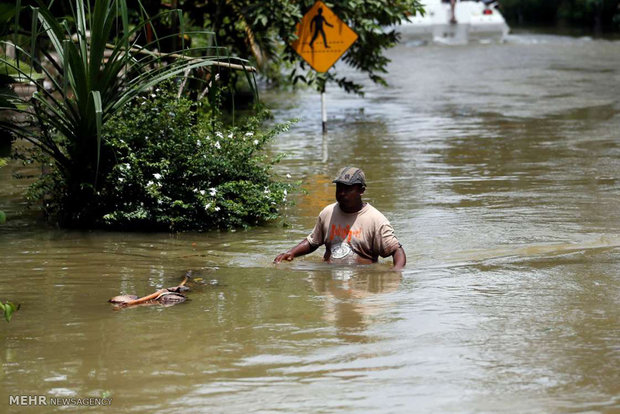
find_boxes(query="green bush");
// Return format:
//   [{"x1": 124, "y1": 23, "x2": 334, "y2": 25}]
[
  {"x1": 2, "y1": 0, "x2": 254, "y2": 228},
  {"x1": 23, "y1": 87, "x2": 294, "y2": 231}
]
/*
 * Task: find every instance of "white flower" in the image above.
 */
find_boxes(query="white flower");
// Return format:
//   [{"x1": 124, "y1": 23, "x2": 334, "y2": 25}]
[
  {"x1": 199, "y1": 190, "x2": 206, "y2": 195},
  {"x1": 214, "y1": 141, "x2": 221, "y2": 149},
  {"x1": 193, "y1": 188, "x2": 198, "y2": 193},
  {"x1": 228, "y1": 132, "x2": 233, "y2": 139},
  {"x1": 245, "y1": 132, "x2": 254, "y2": 137},
  {"x1": 147, "y1": 181, "x2": 154, "y2": 187},
  {"x1": 156, "y1": 88, "x2": 161, "y2": 92},
  {"x1": 216, "y1": 131, "x2": 223, "y2": 138},
  {"x1": 214, "y1": 206, "x2": 220, "y2": 212},
  {"x1": 124, "y1": 163, "x2": 131, "y2": 170},
  {"x1": 196, "y1": 140, "x2": 202, "y2": 147},
  {"x1": 283, "y1": 189, "x2": 287, "y2": 196},
  {"x1": 286, "y1": 174, "x2": 291, "y2": 178},
  {"x1": 253, "y1": 139, "x2": 259, "y2": 145},
  {"x1": 209, "y1": 188, "x2": 217, "y2": 196},
  {"x1": 118, "y1": 177, "x2": 124, "y2": 183},
  {"x1": 150, "y1": 93, "x2": 156, "y2": 98},
  {"x1": 153, "y1": 173, "x2": 162, "y2": 180},
  {"x1": 204, "y1": 203, "x2": 211, "y2": 210},
  {"x1": 264, "y1": 187, "x2": 270, "y2": 194}
]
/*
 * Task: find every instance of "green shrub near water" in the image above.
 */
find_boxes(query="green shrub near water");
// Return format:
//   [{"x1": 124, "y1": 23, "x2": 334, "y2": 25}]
[
  {"x1": 2, "y1": 0, "x2": 259, "y2": 228},
  {"x1": 26, "y1": 87, "x2": 294, "y2": 231}
]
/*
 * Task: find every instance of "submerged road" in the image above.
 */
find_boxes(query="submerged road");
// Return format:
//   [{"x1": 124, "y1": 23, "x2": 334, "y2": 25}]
[{"x1": 1, "y1": 33, "x2": 619, "y2": 412}]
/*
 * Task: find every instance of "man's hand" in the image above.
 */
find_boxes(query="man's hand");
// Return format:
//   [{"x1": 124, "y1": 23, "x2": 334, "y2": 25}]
[
  {"x1": 274, "y1": 239, "x2": 317, "y2": 264},
  {"x1": 274, "y1": 252, "x2": 295, "y2": 263}
]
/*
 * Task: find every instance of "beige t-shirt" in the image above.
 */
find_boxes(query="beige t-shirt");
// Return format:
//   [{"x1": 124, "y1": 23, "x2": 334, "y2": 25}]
[{"x1": 306, "y1": 202, "x2": 401, "y2": 263}]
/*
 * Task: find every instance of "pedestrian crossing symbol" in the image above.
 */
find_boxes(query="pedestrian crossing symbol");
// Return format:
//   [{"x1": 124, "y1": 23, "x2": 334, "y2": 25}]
[{"x1": 291, "y1": 1, "x2": 358, "y2": 73}]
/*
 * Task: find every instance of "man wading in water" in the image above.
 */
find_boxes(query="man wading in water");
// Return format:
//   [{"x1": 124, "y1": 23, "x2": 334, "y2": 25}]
[{"x1": 274, "y1": 167, "x2": 406, "y2": 271}]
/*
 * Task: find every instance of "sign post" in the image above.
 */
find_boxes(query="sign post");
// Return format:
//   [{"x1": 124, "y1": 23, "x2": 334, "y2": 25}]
[
  {"x1": 321, "y1": 86, "x2": 327, "y2": 134},
  {"x1": 291, "y1": 1, "x2": 358, "y2": 136}
]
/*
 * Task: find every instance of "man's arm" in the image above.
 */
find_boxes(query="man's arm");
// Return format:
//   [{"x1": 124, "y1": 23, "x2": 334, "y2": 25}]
[
  {"x1": 391, "y1": 246, "x2": 406, "y2": 271},
  {"x1": 274, "y1": 239, "x2": 318, "y2": 263}
]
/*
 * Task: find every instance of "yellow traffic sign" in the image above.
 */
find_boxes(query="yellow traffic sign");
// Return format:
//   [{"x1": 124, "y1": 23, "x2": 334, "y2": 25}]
[{"x1": 291, "y1": 1, "x2": 358, "y2": 73}]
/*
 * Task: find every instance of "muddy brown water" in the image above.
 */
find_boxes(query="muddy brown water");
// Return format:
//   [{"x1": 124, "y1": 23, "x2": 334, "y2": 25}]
[{"x1": 1, "y1": 34, "x2": 619, "y2": 413}]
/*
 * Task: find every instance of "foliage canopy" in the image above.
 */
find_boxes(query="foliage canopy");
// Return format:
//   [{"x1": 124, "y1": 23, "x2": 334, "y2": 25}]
[
  {"x1": 139, "y1": 0, "x2": 425, "y2": 95},
  {"x1": 500, "y1": 0, "x2": 620, "y2": 32}
]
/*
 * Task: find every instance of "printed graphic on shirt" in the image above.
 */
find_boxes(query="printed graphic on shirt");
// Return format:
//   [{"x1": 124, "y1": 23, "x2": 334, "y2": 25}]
[
  {"x1": 330, "y1": 242, "x2": 352, "y2": 259},
  {"x1": 329, "y1": 224, "x2": 362, "y2": 243}
]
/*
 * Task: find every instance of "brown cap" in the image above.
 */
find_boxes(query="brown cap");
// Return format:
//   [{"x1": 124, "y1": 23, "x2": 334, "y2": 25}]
[{"x1": 332, "y1": 167, "x2": 366, "y2": 187}]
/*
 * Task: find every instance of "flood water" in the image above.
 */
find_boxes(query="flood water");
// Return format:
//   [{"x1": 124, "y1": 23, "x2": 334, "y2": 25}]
[{"x1": 1, "y1": 33, "x2": 620, "y2": 413}]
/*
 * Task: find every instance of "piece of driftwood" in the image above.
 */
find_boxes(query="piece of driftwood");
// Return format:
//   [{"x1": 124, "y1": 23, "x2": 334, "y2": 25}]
[{"x1": 109, "y1": 275, "x2": 190, "y2": 309}]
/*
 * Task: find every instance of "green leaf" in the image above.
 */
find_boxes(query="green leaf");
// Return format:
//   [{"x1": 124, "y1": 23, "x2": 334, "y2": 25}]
[
  {"x1": 91, "y1": 90, "x2": 103, "y2": 185},
  {"x1": 2, "y1": 301, "x2": 20, "y2": 323}
]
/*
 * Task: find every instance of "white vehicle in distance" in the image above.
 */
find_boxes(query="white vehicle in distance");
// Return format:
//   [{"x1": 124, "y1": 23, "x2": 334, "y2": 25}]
[{"x1": 396, "y1": 0, "x2": 510, "y2": 44}]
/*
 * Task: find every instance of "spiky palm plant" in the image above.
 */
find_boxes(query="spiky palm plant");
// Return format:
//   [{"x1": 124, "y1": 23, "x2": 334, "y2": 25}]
[{"x1": 0, "y1": 0, "x2": 256, "y2": 226}]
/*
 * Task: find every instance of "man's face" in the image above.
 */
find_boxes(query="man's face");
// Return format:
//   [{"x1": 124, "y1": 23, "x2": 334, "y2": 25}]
[{"x1": 335, "y1": 183, "x2": 365, "y2": 209}]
